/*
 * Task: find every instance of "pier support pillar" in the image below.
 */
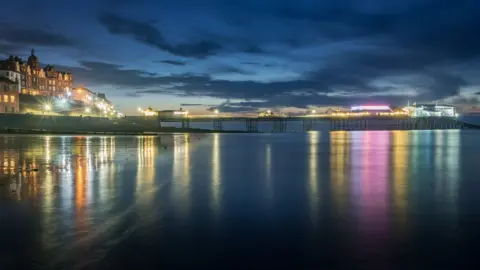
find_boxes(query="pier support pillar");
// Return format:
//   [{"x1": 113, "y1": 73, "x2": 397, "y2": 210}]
[
  {"x1": 246, "y1": 119, "x2": 258, "y2": 132},
  {"x1": 181, "y1": 119, "x2": 190, "y2": 129},
  {"x1": 213, "y1": 119, "x2": 223, "y2": 131},
  {"x1": 303, "y1": 119, "x2": 314, "y2": 131},
  {"x1": 273, "y1": 119, "x2": 287, "y2": 132}
]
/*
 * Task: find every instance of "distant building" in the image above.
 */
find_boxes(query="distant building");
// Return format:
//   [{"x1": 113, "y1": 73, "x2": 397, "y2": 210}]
[
  {"x1": 0, "y1": 65, "x2": 21, "y2": 93},
  {"x1": 0, "y1": 77, "x2": 20, "y2": 113},
  {"x1": 95, "y1": 92, "x2": 112, "y2": 106},
  {"x1": 404, "y1": 104, "x2": 457, "y2": 117},
  {"x1": 0, "y1": 49, "x2": 72, "y2": 96},
  {"x1": 157, "y1": 109, "x2": 188, "y2": 118},
  {"x1": 72, "y1": 87, "x2": 95, "y2": 105}
]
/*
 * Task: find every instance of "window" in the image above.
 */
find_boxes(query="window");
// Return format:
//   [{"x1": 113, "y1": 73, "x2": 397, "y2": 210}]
[
  {"x1": 3, "y1": 95, "x2": 8, "y2": 103},
  {"x1": 10, "y1": 96, "x2": 15, "y2": 103}
]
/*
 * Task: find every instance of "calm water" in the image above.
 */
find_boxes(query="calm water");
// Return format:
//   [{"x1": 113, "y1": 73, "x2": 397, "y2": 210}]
[{"x1": 1, "y1": 131, "x2": 480, "y2": 269}]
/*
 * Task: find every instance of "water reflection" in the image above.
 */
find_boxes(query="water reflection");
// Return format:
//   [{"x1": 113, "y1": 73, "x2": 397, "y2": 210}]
[
  {"x1": 211, "y1": 133, "x2": 221, "y2": 216},
  {"x1": 308, "y1": 131, "x2": 319, "y2": 224},
  {"x1": 392, "y1": 131, "x2": 409, "y2": 235},
  {"x1": 330, "y1": 131, "x2": 349, "y2": 217},
  {"x1": 351, "y1": 131, "x2": 391, "y2": 257},
  {"x1": 0, "y1": 131, "x2": 472, "y2": 268},
  {"x1": 136, "y1": 136, "x2": 157, "y2": 212},
  {"x1": 265, "y1": 143, "x2": 273, "y2": 204},
  {"x1": 173, "y1": 134, "x2": 191, "y2": 219}
]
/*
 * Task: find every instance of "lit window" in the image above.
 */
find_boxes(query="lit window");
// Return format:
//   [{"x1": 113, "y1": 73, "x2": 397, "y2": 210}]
[
  {"x1": 3, "y1": 95, "x2": 8, "y2": 103},
  {"x1": 10, "y1": 96, "x2": 15, "y2": 103}
]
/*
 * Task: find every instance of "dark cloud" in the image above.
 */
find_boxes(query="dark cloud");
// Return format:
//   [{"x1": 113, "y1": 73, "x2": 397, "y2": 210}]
[
  {"x1": 209, "y1": 65, "x2": 252, "y2": 75},
  {"x1": 98, "y1": 13, "x2": 223, "y2": 58},
  {"x1": 0, "y1": 23, "x2": 74, "y2": 47},
  {"x1": 180, "y1": 103, "x2": 206, "y2": 107},
  {"x1": 156, "y1": 60, "x2": 186, "y2": 66},
  {"x1": 39, "y1": 0, "x2": 480, "y2": 112}
]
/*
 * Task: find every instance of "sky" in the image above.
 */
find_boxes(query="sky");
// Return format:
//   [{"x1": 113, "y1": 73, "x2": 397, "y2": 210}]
[{"x1": 1, "y1": 0, "x2": 480, "y2": 115}]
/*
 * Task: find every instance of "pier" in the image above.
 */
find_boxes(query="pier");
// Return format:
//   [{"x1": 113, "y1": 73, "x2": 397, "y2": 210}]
[{"x1": 152, "y1": 115, "x2": 474, "y2": 132}]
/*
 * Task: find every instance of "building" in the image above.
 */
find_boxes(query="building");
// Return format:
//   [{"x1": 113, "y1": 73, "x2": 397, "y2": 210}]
[
  {"x1": 404, "y1": 103, "x2": 457, "y2": 117},
  {"x1": 0, "y1": 57, "x2": 21, "y2": 93},
  {"x1": 0, "y1": 77, "x2": 20, "y2": 113},
  {"x1": 0, "y1": 49, "x2": 72, "y2": 96},
  {"x1": 157, "y1": 109, "x2": 188, "y2": 118},
  {"x1": 72, "y1": 87, "x2": 95, "y2": 105}
]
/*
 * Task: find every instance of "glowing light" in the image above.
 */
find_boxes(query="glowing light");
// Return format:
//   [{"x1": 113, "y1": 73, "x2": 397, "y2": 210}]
[
  {"x1": 173, "y1": 111, "x2": 188, "y2": 115},
  {"x1": 350, "y1": 105, "x2": 392, "y2": 111},
  {"x1": 267, "y1": 110, "x2": 271, "y2": 114},
  {"x1": 138, "y1": 107, "x2": 142, "y2": 112},
  {"x1": 85, "y1": 107, "x2": 91, "y2": 113},
  {"x1": 214, "y1": 109, "x2": 219, "y2": 114},
  {"x1": 144, "y1": 111, "x2": 156, "y2": 116},
  {"x1": 44, "y1": 104, "x2": 51, "y2": 111},
  {"x1": 311, "y1": 109, "x2": 316, "y2": 114}
]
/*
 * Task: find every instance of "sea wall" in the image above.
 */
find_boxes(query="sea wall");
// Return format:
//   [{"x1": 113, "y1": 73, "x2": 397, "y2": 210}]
[{"x1": 0, "y1": 114, "x2": 146, "y2": 132}]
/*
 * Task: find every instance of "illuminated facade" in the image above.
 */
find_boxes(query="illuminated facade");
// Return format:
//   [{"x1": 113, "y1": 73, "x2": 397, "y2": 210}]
[
  {"x1": 0, "y1": 77, "x2": 20, "y2": 113},
  {"x1": 0, "y1": 49, "x2": 72, "y2": 96},
  {"x1": 405, "y1": 104, "x2": 457, "y2": 117},
  {"x1": 156, "y1": 109, "x2": 188, "y2": 118},
  {"x1": 72, "y1": 87, "x2": 95, "y2": 105}
]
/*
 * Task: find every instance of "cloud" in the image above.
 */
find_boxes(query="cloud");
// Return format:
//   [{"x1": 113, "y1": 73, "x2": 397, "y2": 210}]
[
  {"x1": 209, "y1": 65, "x2": 252, "y2": 75},
  {"x1": 98, "y1": 13, "x2": 223, "y2": 58},
  {"x1": 43, "y1": 0, "x2": 480, "y2": 112},
  {"x1": 155, "y1": 60, "x2": 186, "y2": 66},
  {"x1": 0, "y1": 23, "x2": 74, "y2": 47},
  {"x1": 180, "y1": 103, "x2": 206, "y2": 106}
]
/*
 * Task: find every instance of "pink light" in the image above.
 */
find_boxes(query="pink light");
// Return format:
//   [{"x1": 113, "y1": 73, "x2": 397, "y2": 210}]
[{"x1": 350, "y1": 105, "x2": 392, "y2": 111}]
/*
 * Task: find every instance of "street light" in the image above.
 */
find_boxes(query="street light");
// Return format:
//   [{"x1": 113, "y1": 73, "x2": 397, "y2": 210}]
[
  {"x1": 138, "y1": 107, "x2": 142, "y2": 112},
  {"x1": 311, "y1": 109, "x2": 316, "y2": 114},
  {"x1": 85, "y1": 107, "x2": 91, "y2": 113},
  {"x1": 214, "y1": 109, "x2": 219, "y2": 114},
  {"x1": 44, "y1": 104, "x2": 51, "y2": 111}
]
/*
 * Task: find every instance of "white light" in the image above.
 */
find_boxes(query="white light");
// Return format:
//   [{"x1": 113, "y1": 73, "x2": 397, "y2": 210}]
[
  {"x1": 311, "y1": 110, "x2": 316, "y2": 114},
  {"x1": 85, "y1": 107, "x2": 91, "y2": 113},
  {"x1": 267, "y1": 110, "x2": 271, "y2": 114},
  {"x1": 44, "y1": 104, "x2": 51, "y2": 111},
  {"x1": 138, "y1": 107, "x2": 142, "y2": 112},
  {"x1": 214, "y1": 109, "x2": 219, "y2": 114}
]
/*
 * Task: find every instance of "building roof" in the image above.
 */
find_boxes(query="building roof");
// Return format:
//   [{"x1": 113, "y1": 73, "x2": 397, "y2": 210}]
[
  {"x1": 415, "y1": 103, "x2": 455, "y2": 108},
  {"x1": 157, "y1": 110, "x2": 177, "y2": 113}
]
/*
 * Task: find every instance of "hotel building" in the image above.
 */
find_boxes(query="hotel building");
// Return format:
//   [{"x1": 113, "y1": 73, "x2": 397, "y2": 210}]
[{"x1": 0, "y1": 49, "x2": 72, "y2": 96}]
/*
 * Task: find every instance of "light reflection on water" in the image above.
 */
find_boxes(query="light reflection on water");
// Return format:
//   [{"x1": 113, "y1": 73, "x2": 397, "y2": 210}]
[{"x1": 0, "y1": 131, "x2": 479, "y2": 269}]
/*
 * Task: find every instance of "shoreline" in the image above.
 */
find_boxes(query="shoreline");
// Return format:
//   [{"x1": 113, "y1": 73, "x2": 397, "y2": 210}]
[{"x1": 0, "y1": 127, "x2": 250, "y2": 135}]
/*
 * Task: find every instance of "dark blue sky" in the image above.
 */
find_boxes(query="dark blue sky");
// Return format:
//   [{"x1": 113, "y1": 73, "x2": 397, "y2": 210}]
[{"x1": 1, "y1": 0, "x2": 479, "y2": 114}]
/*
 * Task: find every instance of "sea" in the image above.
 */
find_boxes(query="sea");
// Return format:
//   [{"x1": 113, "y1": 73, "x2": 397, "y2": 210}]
[{"x1": 1, "y1": 122, "x2": 480, "y2": 269}]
